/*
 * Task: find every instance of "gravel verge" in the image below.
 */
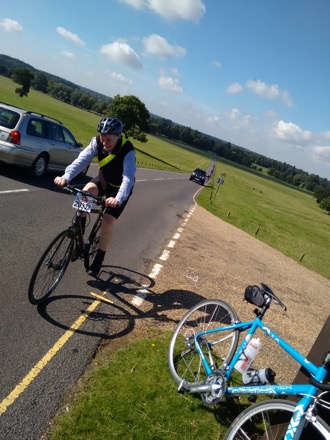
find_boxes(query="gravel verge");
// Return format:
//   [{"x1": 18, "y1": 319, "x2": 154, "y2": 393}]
[{"x1": 130, "y1": 203, "x2": 330, "y2": 383}]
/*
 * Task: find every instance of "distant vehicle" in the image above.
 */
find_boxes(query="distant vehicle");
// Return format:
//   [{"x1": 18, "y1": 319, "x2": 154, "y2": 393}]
[
  {"x1": 0, "y1": 102, "x2": 88, "y2": 177},
  {"x1": 189, "y1": 168, "x2": 207, "y2": 185}
]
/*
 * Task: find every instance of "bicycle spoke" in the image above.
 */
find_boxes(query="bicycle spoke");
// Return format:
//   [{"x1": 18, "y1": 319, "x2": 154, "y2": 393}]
[{"x1": 168, "y1": 299, "x2": 239, "y2": 388}]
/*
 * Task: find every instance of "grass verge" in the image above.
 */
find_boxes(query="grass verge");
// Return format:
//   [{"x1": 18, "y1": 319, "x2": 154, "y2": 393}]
[{"x1": 45, "y1": 333, "x2": 247, "y2": 440}]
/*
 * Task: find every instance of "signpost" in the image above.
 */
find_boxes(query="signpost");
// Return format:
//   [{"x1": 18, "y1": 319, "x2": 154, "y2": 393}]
[{"x1": 214, "y1": 172, "x2": 226, "y2": 197}]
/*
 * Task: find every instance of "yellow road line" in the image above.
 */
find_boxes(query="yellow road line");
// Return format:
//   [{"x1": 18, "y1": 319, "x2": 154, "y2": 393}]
[
  {"x1": 90, "y1": 291, "x2": 114, "y2": 304},
  {"x1": 0, "y1": 291, "x2": 107, "y2": 415}
]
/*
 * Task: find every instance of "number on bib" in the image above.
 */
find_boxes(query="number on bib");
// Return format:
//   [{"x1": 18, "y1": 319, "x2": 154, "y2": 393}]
[{"x1": 72, "y1": 193, "x2": 93, "y2": 212}]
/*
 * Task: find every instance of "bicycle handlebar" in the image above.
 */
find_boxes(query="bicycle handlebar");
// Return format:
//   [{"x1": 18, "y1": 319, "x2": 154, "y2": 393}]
[
  {"x1": 261, "y1": 283, "x2": 287, "y2": 311},
  {"x1": 310, "y1": 376, "x2": 330, "y2": 391},
  {"x1": 64, "y1": 185, "x2": 106, "y2": 207}
]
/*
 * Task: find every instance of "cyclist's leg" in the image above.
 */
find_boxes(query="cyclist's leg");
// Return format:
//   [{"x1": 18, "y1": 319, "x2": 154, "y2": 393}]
[
  {"x1": 81, "y1": 181, "x2": 99, "y2": 233},
  {"x1": 224, "y1": 399, "x2": 330, "y2": 440},
  {"x1": 87, "y1": 213, "x2": 116, "y2": 275},
  {"x1": 83, "y1": 180, "x2": 99, "y2": 196},
  {"x1": 99, "y1": 212, "x2": 116, "y2": 251},
  {"x1": 87, "y1": 187, "x2": 131, "y2": 276},
  {"x1": 168, "y1": 299, "x2": 239, "y2": 389}
]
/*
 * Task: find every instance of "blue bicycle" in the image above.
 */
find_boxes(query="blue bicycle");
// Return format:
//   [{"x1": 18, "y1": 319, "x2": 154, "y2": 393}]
[{"x1": 168, "y1": 283, "x2": 330, "y2": 439}]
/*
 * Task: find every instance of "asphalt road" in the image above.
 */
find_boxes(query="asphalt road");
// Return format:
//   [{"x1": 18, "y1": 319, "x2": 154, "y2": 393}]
[{"x1": 0, "y1": 163, "x2": 198, "y2": 439}]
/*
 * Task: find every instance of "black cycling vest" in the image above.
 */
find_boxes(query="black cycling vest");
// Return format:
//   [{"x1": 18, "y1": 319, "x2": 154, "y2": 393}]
[{"x1": 96, "y1": 135, "x2": 134, "y2": 188}]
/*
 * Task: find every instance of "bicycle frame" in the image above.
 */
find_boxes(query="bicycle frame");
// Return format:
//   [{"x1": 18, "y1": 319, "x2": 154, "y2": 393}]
[
  {"x1": 28, "y1": 185, "x2": 107, "y2": 305},
  {"x1": 71, "y1": 210, "x2": 85, "y2": 256},
  {"x1": 169, "y1": 287, "x2": 330, "y2": 439},
  {"x1": 193, "y1": 315, "x2": 328, "y2": 400},
  {"x1": 70, "y1": 201, "x2": 104, "y2": 258}
]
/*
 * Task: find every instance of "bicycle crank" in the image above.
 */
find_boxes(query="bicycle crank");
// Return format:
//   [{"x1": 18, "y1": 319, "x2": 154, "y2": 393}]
[{"x1": 201, "y1": 371, "x2": 226, "y2": 405}]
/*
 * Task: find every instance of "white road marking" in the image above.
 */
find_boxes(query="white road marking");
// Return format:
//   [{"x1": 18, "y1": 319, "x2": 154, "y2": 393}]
[
  {"x1": 131, "y1": 203, "x2": 196, "y2": 306},
  {"x1": 0, "y1": 189, "x2": 29, "y2": 194},
  {"x1": 159, "y1": 249, "x2": 170, "y2": 261}
]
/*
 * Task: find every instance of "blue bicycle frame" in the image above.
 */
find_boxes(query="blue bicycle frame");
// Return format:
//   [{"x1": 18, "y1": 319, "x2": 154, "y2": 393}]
[{"x1": 193, "y1": 317, "x2": 329, "y2": 438}]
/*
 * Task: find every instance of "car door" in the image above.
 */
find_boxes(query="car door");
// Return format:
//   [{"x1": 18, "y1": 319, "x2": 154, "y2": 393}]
[
  {"x1": 22, "y1": 118, "x2": 48, "y2": 165},
  {"x1": 48, "y1": 122, "x2": 81, "y2": 169}
]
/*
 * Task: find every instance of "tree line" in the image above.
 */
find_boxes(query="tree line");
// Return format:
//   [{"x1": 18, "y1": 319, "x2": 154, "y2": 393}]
[
  {"x1": 1, "y1": 54, "x2": 329, "y2": 213},
  {"x1": 149, "y1": 117, "x2": 330, "y2": 213}
]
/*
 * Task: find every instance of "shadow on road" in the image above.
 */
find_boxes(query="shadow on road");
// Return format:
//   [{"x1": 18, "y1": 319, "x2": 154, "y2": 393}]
[
  {"x1": 0, "y1": 162, "x2": 91, "y2": 192},
  {"x1": 35, "y1": 265, "x2": 207, "y2": 340}
]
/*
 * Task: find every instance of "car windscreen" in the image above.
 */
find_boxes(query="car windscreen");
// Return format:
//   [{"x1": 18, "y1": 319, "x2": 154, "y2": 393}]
[{"x1": 0, "y1": 108, "x2": 20, "y2": 129}]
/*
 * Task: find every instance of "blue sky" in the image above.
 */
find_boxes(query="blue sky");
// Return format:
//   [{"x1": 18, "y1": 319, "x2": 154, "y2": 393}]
[{"x1": 1, "y1": 0, "x2": 329, "y2": 178}]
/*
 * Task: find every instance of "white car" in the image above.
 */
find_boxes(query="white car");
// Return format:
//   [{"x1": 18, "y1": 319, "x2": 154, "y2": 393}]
[{"x1": 0, "y1": 102, "x2": 88, "y2": 177}]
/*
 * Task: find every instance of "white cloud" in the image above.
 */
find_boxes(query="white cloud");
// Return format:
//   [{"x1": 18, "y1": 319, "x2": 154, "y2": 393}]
[
  {"x1": 158, "y1": 75, "x2": 183, "y2": 93},
  {"x1": 273, "y1": 120, "x2": 311, "y2": 145},
  {"x1": 100, "y1": 41, "x2": 143, "y2": 69},
  {"x1": 0, "y1": 18, "x2": 23, "y2": 32},
  {"x1": 110, "y1": 71, "x2": 133, "y2": 84},
  {"x1": 170, "y1": 67, "x2": 180, "y2": 76},
  {"x1": 61, "y1": 51, "x2": 75, "y2": 59},
  {"x1": 56, "y1": 27, "x2": 85, "y2": 46},
  {"x1": 311, "y1": 146, "x2": 330, "y2": 163},
  {"x1": 226, "y1": 82, "x2": 243, "y2": 94},
  {"x1": 323, "y1": 131, "x2": 330, "y2": 141},
  {"x1": 246, "y1": 79, "x2": 293, "y2": 107},
  {"x1": 207, "y1": 115, "x2": 219, "y2": 124},
  {"x1": 120, "y1": 0, "x2": 206, "y2": 21},
  {"x1": 143, "y1": 34, "x2": 186, "y2": 58},
  {"x1": 226, "y1": 108, "x2": 253, "y2": 130},
  {"x1": 213, "y1": 60, "x2": 222, "y2": 68}
]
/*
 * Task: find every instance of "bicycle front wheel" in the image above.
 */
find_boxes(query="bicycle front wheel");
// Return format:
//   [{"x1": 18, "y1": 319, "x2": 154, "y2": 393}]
[
  {"x1": 84, "y1": 216, "x2": 102, "y2": 270},
  {"x1": 225, "y1": 399, "x2": 330, "y2": 440},
  {"x1": 168, "y1": 299, "x2": 239, "y2": 389},
  {"x1": 28, "y1": 230, "x2": 75, "y2": 304}
]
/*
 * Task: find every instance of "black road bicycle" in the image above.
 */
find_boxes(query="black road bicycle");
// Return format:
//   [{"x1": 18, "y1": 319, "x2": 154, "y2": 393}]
[{"x1": 28, "y1": 185, "x2": 106, "y2": 305}]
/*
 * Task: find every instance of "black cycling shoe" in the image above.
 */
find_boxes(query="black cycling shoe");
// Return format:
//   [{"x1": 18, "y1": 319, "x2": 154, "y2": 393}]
[{"x1": 87, "y1": 250, "x2": 105, "y2": 277}]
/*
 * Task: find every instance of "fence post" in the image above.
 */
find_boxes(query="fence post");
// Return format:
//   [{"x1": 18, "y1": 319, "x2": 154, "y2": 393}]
[{"x1": 292, "y1": 315, "x2": 330, "y2": 421}]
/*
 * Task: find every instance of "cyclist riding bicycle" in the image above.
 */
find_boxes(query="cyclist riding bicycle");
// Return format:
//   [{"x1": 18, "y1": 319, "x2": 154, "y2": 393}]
[{"x1": 54, "y1": 116, "x2": 136, "y2": 276}]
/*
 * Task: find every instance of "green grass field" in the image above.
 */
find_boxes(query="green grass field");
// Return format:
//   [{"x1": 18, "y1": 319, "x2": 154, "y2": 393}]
[{"x1": 198, "y1": 165, "x2": 330, "y2": 279}]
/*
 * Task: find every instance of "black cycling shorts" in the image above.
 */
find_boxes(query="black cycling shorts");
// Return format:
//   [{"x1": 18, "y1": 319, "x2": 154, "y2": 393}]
[{"x1": 90, "y1": 176, "x2": 132, "y2": 219}]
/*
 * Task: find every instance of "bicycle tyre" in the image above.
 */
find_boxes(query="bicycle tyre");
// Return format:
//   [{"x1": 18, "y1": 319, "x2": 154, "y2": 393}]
[
  {"x1": 28, "y1": 230, "x2": 75, "y2": 304},
  {"x1": 84, "y1": 216, "x2": 102, "y2": 270},
  {"x1": 168, "y1": 299, "x2": 239, "y2": 389},
  {"x1": 224, "y1": 399, "x2": 330, "y2": 440}
]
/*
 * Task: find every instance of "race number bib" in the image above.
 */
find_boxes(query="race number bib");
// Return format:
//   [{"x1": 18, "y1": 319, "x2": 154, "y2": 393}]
[{"x1": 72, "y1": 193, "x2": 93, "y2": 212}]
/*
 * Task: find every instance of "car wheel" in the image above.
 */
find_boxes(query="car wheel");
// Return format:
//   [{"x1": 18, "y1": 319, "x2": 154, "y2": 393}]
[{"x1": 31, "y1": 153, "x2": 48, "y2": 177}]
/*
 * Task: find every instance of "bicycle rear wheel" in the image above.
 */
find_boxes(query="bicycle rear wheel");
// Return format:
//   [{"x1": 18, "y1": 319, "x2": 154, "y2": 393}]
[
  {"x1": 28, "y1": 230, "x2": 75, "y2": 304},
  {"x1": 168, "y1": 299, "x2": 239, "y2": 389},
  {"x1": 224, "y1": 399, "x2": 330, "y2": 440},
  {"x1": 84, "y1": 216, "x2": 102, "y2": 270}
]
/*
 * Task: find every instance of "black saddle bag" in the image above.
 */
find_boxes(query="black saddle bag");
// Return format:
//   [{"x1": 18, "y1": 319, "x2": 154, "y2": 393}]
[{"x1": 244, "y1": 285, "x2": 265, "y2": 307}]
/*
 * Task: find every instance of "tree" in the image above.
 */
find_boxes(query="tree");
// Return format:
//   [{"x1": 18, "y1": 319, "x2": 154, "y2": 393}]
[
  {"x1": 319, "y1": 197, "x2": 330, "y2": 214},
  {"x1": 47, "y1": 81, "x2": 73, "y2": 103},
  {"x1": 32, "y1": 72, "x2": 48, "y2": 93},
  {"x1": 313, "y1": 186, "x2": 330, "y2": 204},
  {"x1": 11, "y1": 68, "x2": 34, "y2": 97},
  {"x1": 108, "y1": 95, "x2": 150, "y2": 142},
  {"x1": 93, "y1": 100, "x2": 109, "y2": 115}
]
